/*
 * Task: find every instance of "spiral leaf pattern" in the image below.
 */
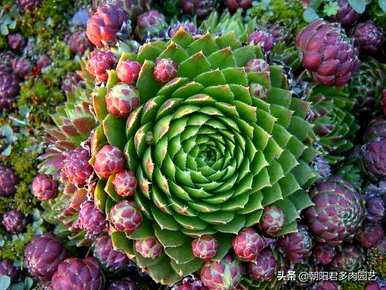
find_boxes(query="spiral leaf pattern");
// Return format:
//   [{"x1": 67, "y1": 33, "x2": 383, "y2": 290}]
[{"x1": 92, "y1": 28, "x2": 318, "y2": 284}]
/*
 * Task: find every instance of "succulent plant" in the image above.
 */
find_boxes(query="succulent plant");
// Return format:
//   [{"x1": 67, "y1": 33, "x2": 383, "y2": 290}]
[
  {"x1": 24, "y1": 234, "x2": 68, "y2": 281},
  {"x1": 61, "y1": 147, "x2": 93, "y2": 187},
  {"x1": 247, "y1": 248, "x2": 277, "y2": 281},
  {"x1": 1, "y1": 209, "x2": 27, "y2": 234},
  {"x1": 296, "y1": 20, "x2": 359, "y2": 86},
  {"x1": 86, "y1": 4, "x2": 129, "y2": 48},
  {"x1": 51, "y1": 257, "x2": 104, "y2": 290},
  {"x1": 68, "y1": 30, "x2": 92, "y2": 55},
  {"x1": 232, "y1": 227, "x2": 266, "y2": 261},
  {"x1": 356, "y1": 222, "x2": 384, "y2": 249},
  {"x1": 331, "y1": 244, "x2": 364, "y2": 272},
  {"x1": 17, "y1": 0, "x2": 41, "y2": 11},
  {"x1": 277, "y1": 225, "x2": 313, "y2": 264},
  {"x1": 192, "y1": 235, "x2": 219, "y2": 261},
  {"x1": 0, "y1": 66, "x2": 20, "y2": 111},
  {"x1": 135, "y1": 9, "x2": 167, "y2": 41},
  {"x1": 181, "y1": 0, "x2": 218, "y2": 18},
  {"x1": 0, "y1": 165, "x2": 17, "y2": 197},
  {"x1": 361, "y1": 137, "x2": 386, "y2": 180},
  {"x1": 116, "y1": 60, "x2": 142, "y2": 85},
  {"x1": 312, "y1": 281, "x2": 340, "y2": 290},
  {"x1": 93, "y1": 235, "x2": 131, "y2": 271},
  {"x1": 304, "y1": 176, "x2": 364, "y2": 245},
  {"x1": 7, "y1": 33, "x2": 25, "y2": 52},
  {"x1": 32, "y1": 174, "x2": 58, "y2": 201},
  {"x1": 105, "y1": 84, "x2": 140, "y2": 118},
  {"x1": 200, "y1": 255, "x2": 243, "y2": 290},
  {"x1": 168, "y1": 22, "x2": 200, "y2": 38},
  {"x1": 226, "y1": 0, "x2": 252, "y2": 13},
  {"x1": 135, "y1": 237, "x2": 164, "y2": 259},
  {"x1": 353, "y1": 21, "x2": 384, "y2": 55},
  {"x1": 107, "y1": 277, "x2": 139, "y2": 290},
  {"x1": 0, "y1": 260, "x2": 18, "y2": 281},
  {"x1": 172, "y1": 276, "x2": 208, "y2": 290},
  {"x1": 259, "y1": 206, "x2": 285, "y2": 237},
  {"x1": 349, "y1": 58, "x2": 385, "y2": 117},
  {"x1": 307, "y1": 85, "x2": 358, "y2": 163},
  {"x1": 248, "y1": 30, "x2": 274, "y2": 53},
  {"x1": 76, "y1": 200, "x2": 107, "y2": 238},
  {"x1": 313, "y1": 243, "x2": 336, "y2": 265},
  {"x1": 364, "y1": 183, "x2": 385, "y2": 223},
  {"x1": 11, "y1": 57, "x2": 31, "y2": 79},
  {"x1": 330, "y1": 0, "x2": 360, "y2": 27},
  {"x1": 61, "y1": 72, "x2": 84, "y2": 95},
  {"x1": 87, "y1": 49, "x2": 117, "y2": 82},
  {"x1": 53, "y1": 28, "x2": 319, "y2": 285}
]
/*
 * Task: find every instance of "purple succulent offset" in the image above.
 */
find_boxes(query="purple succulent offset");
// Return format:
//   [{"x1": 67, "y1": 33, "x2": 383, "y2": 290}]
[
  {"x1": 0, "y1": 165, "x2": 17, "y2": 196},
  {"x1": 32, "y1": 174, "x2": 58, "y2": 201},
  {"x1": 0, "y1": 66, "x2": 20, "y2": 111},
  {"x1": 362, "y1": 138, "x2": 386, "y2": 180},
  {"x1": 200, "y1": 255, "x2": 244, "y2": 290},
  {"x1": 173, "y1": 276, "x2": 208, "y2": 290},
  {"x1": 168, "y1": 22, "x2": 200, "y2": 38},
  {"x1": 331, "y1": 0, "x2": 360, "y2": 27},
  {"x1": 304, "y1": 176, "x2": 364, "y2": 245},
  {"x1": 181, "y1": 0, "x2": 217, "y2": 18},
  {"x1": 248, "y1": 248, "x2": 277, "y2": 281},
  {"x1": 226, "y1": 0, "x2": 252, "y2": 13},
  {"x1": 356, "y1": 223, "x2": 384, "y2": 249},
  {"x1": 86, "y1": 49, "x2": 117, "y2": 82},
  {"x1": 365, "y1": 194, "x2": 385, "y2": 223},
  {"x1": 68, "y1": 30, "x2": 92, "y2": 55},
  {"x1": 312, "y1": 281, "x2": 340, "y2": 290},
  {"x1": 259, "y1": 206, "x2": 285, "y2": 236},
  {"x1": 7, "y1": 33, "x2": 25, "y2": 52},
  {"x1": 313, "y1": 244, "x2": 336, "y2": 265},
  {"x1": 51, "y1": 257, "x2": 104, "y2": 290},
  {"x1": 353, "y1": 22, "x2": 384, "y2": 55},
  {"x1": 11, "y1": 58, "x2": 31, "y2": 79},
  {"x1": 232, "y1": 227, "x2": 266, "y2": 261},
  {"x1": 77, "y1": 201, "x2": 107, "y2": 237},
  {"x1": 24, "y1": 234, "x2": 68, "y2": 281},
  {"x1": 2, "y1": 209, "x2": 27, "y2": 234},
  {"x1": 248, "y1": 30, "x2": 274, "y2": 53},
  {"x1": 109, "y1": 200, "x2": 142, "y2": 233},
  {"x1": 0, "y1": 260, "x2": 18, "y2": 281},
  {"x1": 296, "y1": 20, "x2": 360, "y2": 86},
  {"x1": 135, "y1": 9, "x2": 167, "y2": 40},
  {"x1": 153, "y1": 58, "x2": 178, "y2": 83},
  {"x1": 277, "y1": 225, "x2": 313, "y2": 264},
  {"x1": 62, "y1": 147, "x2": 93, "y2": 187},
  {"x1": 93, "y1": 235, "x2": 131, "y2": 271},
  {"x1": 108, "y1": 278, "x2": 139, "y2": 290},
  {"x1": 116, "y1": 60, "x2": 142, "y2": 85},
  {"x1": 106, "y1": 84, "x2": 140, "y2": 118},
  {"x1": 135, "y1": 237, "x2": 163, "y2": 259},
  {"x1": 112, "y1": 170, "x2": 137, "y2": 197},
  {"x1": 93, "y1": 145, "x2": 125, "y2": 179},
  {"x1": 245, "y1": 58, "x2": 270, "y2": 73},
  {"x1": 86, "y1": 4, "x2": 129, "y2": 47},
  {"x1": 331, "y1": 244, "x2": 364, "y2": 272},
  {"x1": 192, "y1": 235, "x2": 219, "y2": 261},
  {"x1": 61, "y1": 72, "x2": 84, "y2": 94}
]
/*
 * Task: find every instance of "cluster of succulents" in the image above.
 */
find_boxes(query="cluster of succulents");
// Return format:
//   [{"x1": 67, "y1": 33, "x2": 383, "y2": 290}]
[{"x1": 0, "y1": 0, "x2": 385, "y2": 289}]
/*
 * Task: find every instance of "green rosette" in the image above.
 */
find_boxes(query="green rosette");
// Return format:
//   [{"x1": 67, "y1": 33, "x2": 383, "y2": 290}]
[{"x1": 92, "y1": 28, "x2": 319, "y2": 284}]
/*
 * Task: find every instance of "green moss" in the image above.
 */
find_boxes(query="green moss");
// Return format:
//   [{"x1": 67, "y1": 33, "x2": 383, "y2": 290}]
[
  {"x1": 248, "y1": 0, "x2": 306, "y2": 35},
  {"x1": 17, "y1": 40, "x2": 80, "y2": 127}
]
